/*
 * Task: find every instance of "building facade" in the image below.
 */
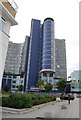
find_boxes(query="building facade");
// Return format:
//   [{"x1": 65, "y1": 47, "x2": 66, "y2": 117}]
[
  {"x1": 4, "y1": 41, "x2": 22, "y2": 74},
  {"x1": 26, "y1": 19, "x2": 41, "y2": 89},
  {"x1": 2, "y1": 18, "x2": 67, "y2": 92},
  {"x1": 55, "y1": 39, "x2": 67, "y2": 80},
  {"x1": 24, "y1": 18, "x2": 67, "y2": 91},
  {"x1": 70, "y1": 70, "x2": 81, "y2": 92},
  {"x1": 2, "y1": 36, "x2": 30, "y2": 92},
  {"x1": 0, "y1": 0, "x2": 18, "y2": 90},
  {"x1": 39, "y1": 18, "x2": 55, "y2": 84},
  {"x1": 2, "y1": 73, "x2": 24, "y2": 92}
]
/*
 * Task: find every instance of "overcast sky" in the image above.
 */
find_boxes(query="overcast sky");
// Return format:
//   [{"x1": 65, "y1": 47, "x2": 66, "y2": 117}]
[{"x1": 9, "y1": 0, "x2": 79, "y2": 78}]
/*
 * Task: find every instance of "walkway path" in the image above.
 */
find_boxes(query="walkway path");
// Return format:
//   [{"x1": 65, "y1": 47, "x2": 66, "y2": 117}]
[{"x1": 2, "y1": 98, "x2": 79, "y2": 119}]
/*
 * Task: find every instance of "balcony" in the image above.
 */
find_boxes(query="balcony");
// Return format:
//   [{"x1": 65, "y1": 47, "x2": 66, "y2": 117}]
[
  {"x1": 1, "y1": 0, "x2": 18, "y2": 18},
  {"x1": 7, "y1": 0, "x2": 18, "y2": 12},
  {"x1": 0, "y1": 1, "x2": 18, "y2": 25}
]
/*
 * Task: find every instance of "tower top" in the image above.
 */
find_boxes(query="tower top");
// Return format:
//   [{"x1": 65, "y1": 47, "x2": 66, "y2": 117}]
[{"x1": 44, "y1": 17, "x2": 54, "y2": 22}]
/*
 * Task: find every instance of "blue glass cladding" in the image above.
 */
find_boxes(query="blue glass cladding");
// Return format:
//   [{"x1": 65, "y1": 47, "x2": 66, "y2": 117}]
[
  {"x1": 2, "y1": 79, "x2": 6, "y2": 89},
  {"x1": 24, "y1": 37, "x2": 30, "y2": 91},
  {"x1": 2, "y1": 78, "x2": 11, "y2": 90},
  {"x1": 41, "y1": 19, "x2": 55, "y2": 70},
  {"x1": 28, "y1": 19, "x2": 41, "y2": 89}
]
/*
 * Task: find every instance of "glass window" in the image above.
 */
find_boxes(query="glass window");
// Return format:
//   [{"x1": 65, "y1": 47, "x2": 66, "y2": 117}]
[
  {"x1": 43, "y1": 42, "x2": 51, "y2": 46},
  {"x1": 8, "y1": 75, "x2": 12, "y2": 78},
  {"x1": 12, "y1": 80, "x2": 16, "y2": 83},
  {"x1": 0, "y1": 16, "x2": 6, "y2": 31},
  {"x1": 42, "y1": 65, "x2": 51, "y2": 69},
  {"x1": 13, "y1": 76, "x2": 17, "y2": 78},
  {"x1": 42, "y1": 59, "x2": 51, "y2": 64},
  {"x1": 12, "y1": 85, "x2": 15, "y2": 88},
  {"x1": 43, "y1": 50, "x2": 51, "y2": 54},
  {"x1": 43, "y1": 55, "x2": 51, "y2": 59}
]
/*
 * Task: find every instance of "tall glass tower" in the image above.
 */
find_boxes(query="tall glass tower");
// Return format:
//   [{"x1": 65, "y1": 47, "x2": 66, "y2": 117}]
[
  {"x1": 40, "y1": 18, "x2": 55, "y2": 84},
  {"x1": 23, "y1": 18, "x2": 67, "y2": 90}
]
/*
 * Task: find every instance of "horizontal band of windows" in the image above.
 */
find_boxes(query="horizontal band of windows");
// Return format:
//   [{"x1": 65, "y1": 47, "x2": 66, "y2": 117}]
[
  {"x1": 43, "y1": 31, "x2": 54, "y2": 34},
  {"x1": 42, "y1": 59, "x2": 51, "y2": 62},
  {"x1": 42, "y1": 66, "x2": 54, "y2": 70},
  {"x1": 42, "y1": 51, "x2": 51, "y2": 55},
  {"x1": 40, "y1": 55, "x2": 51, "y2": 59},
  {"x1": 40, "y1": 63, "x2": 54, "y2": 68},
  {"x1": 44, "y1": 34, "x2": 54, "y2": 37},
  {"x1": 42, "y1": 63, "x2": 54, "y2": 66},
  {"x1": 42, "y1": 66, "x2": 51, "y2": 69},
  {"x1": 40, "y1": 59, "x2": 54, "y2": 63},
  {"x1": 43, "y1": 37, "x2": 54, "y2": 40},
  {"x1": 44, "y1": 23, "x2": 54, "y2": 26},
  {"x1": 42, "y1": 50, "x2": 55, "y2": 54},
  {"x1": 44, "y1": 22, "x2": 51, "y2": 25},
  {"x1": 41, "y1": 61, "x2": 54, "y2": 65},
  {"x1": 41, "y1": 53, "x2": 55, "y2": 57},
  {"x1": 42, "y1": 44, "x2": 55, "y2": 49},
  {"x1": 43, "y1": 41, "x2": 54, "y2": 45},
  {"x1": 43, "y1": 36, "x2": 54, "y2": 39},
  {"x1": 40, "y1": 48, "x2": 55, "y2": 52},
  {"x1": 42, "y1": 43, "x2": 54, "y2": 47},
  {"x1": 41, "y1": 45, "x2": 55, "y2": 50},
  {"x1": 44, "y1": 28, "x2": 54, "y2": 32},
  {"x1": 44, "y1": 21, "x2": 54, "y2": 25}
]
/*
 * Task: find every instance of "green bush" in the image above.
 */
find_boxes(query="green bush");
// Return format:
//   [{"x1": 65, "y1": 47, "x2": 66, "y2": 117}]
[
  {"x1": 2, "y1": 93, "x2": 32, "y2": 109},
  {"x1": 2, "y1": 97, "x2": 9, "y2": 107},
  {"x1": 2, "y1": 93, "x2": 56, "y2": 109}
]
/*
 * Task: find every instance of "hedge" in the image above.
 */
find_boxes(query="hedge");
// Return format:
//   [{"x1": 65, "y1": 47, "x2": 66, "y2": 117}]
[{"x1": 2, "y1": 93, "x2": 56, "y2": 109}]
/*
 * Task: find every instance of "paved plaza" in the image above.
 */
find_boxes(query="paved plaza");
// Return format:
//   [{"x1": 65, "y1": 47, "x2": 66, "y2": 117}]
[{"x1": 1, "y1": 97, "x2": 80, "y2": 119}]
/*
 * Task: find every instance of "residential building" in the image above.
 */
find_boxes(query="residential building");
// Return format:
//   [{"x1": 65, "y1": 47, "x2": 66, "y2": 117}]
[
  {"x1": 55, "y1": 39, "x2": 67, "y2": 80},
  {"x1": 0, "y1": 0, "x2": 18, "y2": 90},
  {"x1": 2, "y1": 36, "x2": 30, "y2": 92},
  {"x1": 4, "y1": 41, "x2": 22, "y2": 74}
]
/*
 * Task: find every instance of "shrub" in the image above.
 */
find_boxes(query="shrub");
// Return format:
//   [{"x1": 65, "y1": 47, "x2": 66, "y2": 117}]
[
  {"x1": 2, "y1": 97, "x2": 9, "y2": 107},
  {"x1": 2, "y1": 93, "x2": 56, "y2": 109},
  {"x1": 3, "y1": 85, "x2": 10, "y2": 92},
  {"x1": 2, "y1": 93, "x2": 32, "y2": 109}
]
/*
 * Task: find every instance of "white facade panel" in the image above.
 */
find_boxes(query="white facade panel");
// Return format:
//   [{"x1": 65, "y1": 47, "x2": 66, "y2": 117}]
[{"x1": 0, "y1": 30, "x2": 9, "y2": 90}]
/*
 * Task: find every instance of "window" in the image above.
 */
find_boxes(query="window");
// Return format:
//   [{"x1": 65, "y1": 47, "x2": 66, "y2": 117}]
[
  {"x1": 0, "y1": 16, "x2": 6, "y2": 31},
  {"x1": 72, "y1": 86, "x2": 75, "y2": 89},
  {"x1": 12, "y1": 85, "x2": 15, "y2": 88},
  {"x1": 13, "y1": 76, "x2": 17, "y2": 78},
  {"x1": 12, "y1": 80, "x2": 16, "y2": 83}
]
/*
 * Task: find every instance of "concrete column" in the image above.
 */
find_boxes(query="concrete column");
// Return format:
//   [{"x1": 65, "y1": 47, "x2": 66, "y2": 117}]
[
  {"x1": 41, "y1": 73, "x2": 43, "y2": 80},
  {"x1": 47, "y1": 73, "x2": 50, "y2": 83}
]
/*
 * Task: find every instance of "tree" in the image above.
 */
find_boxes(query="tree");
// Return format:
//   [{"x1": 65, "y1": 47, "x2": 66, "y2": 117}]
[
  {"x1": 3, "y1": 84, "x2": 10, "y2": 92},
  {"x1": 38, "y1": 80, "x2": 44, "y2": 90},
  {"x1": 18, "y1": 85, "x2": 24, "y2": 92},
  {"x1": 56, "y1": 78, "x2": 67, "y2": 93},
  {"x1": 45, "y1": 83, "x2": 53, "y2": 92},
  {"x1": 56, "y1": 78, "x2": 67, "y2": 100}
]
